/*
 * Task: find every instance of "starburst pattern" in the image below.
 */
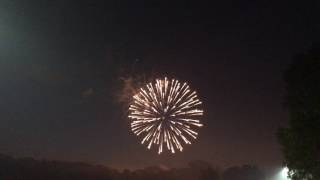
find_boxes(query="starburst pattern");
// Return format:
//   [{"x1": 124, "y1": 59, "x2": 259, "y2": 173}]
[{"x1": 128, "y1": 77, "x2": 203, "y2": 154}]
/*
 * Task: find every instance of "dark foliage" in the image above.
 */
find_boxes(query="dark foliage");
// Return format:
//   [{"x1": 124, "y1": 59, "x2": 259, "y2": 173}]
[
  {"x1": 0, "y1": 154, "x2": 266, "y2": 180},
  {"x1": 278, "y1": 45, "x2": 320, "y2": 180},
  {"x1": 223, "y1": 165, "x2": 265, "y2": 180},
  {"x1": 0, "y1": 154, "x2": 118, "y2": 180}
]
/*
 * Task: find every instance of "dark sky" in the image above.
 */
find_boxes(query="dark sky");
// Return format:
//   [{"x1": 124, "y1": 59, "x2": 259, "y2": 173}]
[{"x1": 0, "y1": 0, "x2": 319, "y2": 170}]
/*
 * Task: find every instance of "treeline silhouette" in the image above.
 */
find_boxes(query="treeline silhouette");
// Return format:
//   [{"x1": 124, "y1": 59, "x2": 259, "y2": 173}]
[{"x1": 0, "y1": 154, "x2": 265, "y2": 180}]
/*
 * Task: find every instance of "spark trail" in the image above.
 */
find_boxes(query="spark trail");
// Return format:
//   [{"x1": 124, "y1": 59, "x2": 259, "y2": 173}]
[{"x1": 128, "y1": 77, "x2": 203, "y2": 154}]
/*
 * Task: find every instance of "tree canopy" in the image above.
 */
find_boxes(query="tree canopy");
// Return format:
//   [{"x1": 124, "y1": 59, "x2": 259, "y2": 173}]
[{"x1": 278, "y1": 45, "x2": 320, "y2": 180}]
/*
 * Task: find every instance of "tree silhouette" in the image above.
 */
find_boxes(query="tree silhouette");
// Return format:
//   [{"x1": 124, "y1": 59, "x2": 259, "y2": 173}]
[
  {"x1": 0, "y1": 153, "x2": 270, "y2": 180},
  {"x1": 278, "y1": 45, "x2": 320, "y2": 180},
  {"x1": 223, "y1": 165, "x2": 265, "y2": 180}
]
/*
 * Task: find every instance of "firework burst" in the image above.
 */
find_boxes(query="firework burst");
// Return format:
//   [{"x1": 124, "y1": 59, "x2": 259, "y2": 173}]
[{"x1": 128, "y1": 77, "x2": 203, "y2": 154}]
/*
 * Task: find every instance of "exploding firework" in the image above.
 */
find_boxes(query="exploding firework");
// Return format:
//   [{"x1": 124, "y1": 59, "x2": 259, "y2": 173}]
[{"x1": 128, "y1": 77, "x2": 203, "y2": 154}]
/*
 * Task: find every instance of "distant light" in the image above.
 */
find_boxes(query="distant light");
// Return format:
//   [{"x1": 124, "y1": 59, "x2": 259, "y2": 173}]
[{"x1": 281, "y1": 167, "x2": 290, "y2": 179}]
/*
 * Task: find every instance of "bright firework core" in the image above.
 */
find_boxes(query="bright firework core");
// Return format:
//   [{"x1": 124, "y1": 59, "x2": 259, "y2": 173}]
[{"x1": 128, "y1": 77, "x2": 204, "y2": 154}]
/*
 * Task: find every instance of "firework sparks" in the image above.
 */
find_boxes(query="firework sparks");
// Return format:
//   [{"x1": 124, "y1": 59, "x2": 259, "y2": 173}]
[{"x1": 128, "y1": 77, "x2": 203, "y2": 154}]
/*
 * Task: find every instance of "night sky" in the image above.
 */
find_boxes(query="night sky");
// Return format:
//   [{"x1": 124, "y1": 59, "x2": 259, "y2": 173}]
[{"x1": 0, "y1": 1, "x2": 319, "y2": 170}]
